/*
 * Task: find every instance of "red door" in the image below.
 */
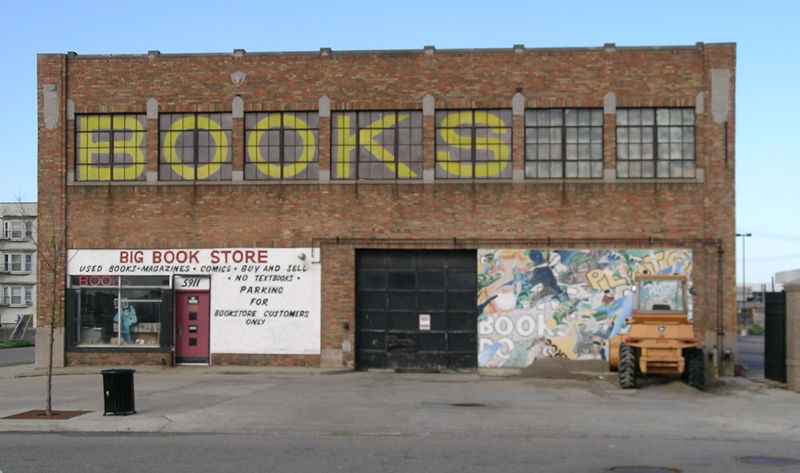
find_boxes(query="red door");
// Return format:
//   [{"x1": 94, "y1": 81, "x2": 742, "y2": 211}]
[{"x1": 175, "y1": 291, "x2": 210, "y2": 364}]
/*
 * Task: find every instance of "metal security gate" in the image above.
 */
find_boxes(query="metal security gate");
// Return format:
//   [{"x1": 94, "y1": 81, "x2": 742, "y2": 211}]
[
  {"x1": 356, "y1": 250, "x2": 477, "y2": 371},
  {"x1": 764, "y1": 291, "x2": 786, "y2": 383}
]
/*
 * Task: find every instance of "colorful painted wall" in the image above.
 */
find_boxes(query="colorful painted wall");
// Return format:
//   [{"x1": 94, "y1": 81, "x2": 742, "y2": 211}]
[{"x1": 477, "y1": 249, "x2": 692, "y2": 368}]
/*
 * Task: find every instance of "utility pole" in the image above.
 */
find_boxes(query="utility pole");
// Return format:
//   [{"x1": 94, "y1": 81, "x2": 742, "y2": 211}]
[{"x1": 736, "y1": 233, "x2": 752, "y2": 323}]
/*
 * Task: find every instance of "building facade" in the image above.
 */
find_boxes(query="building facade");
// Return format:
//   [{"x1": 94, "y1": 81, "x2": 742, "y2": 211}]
[
  {"x1": 37, "y1": 43, "x2": 737, "y2": 373},
  {"x1": 0, "y1": 203, "x2": 37, "y2": 332}
]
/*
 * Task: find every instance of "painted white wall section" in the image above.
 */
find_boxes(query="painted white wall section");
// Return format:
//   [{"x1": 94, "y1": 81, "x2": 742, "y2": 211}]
[{"x1": 67, "y1": 248, "x2": 321, "y2": 355}]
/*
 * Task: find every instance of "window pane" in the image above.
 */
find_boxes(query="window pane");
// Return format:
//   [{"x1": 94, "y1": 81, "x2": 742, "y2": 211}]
[
  {"x1": 524, "y1": 110, "x2": 537, "y2": 126},
  {"x1": 629, "y1": 109, "x2": 641, "y2": 125},
  {"x1": 578, "y1": 109, "x2": 591, "y2": 126},
  {"x1": 683, "y1": 127, "x2": 694, "y2": 142},
  {"x1": 670, "y1": 127, "x2": 682, "y2": 142},
  {"x1": 566, "y1": 144, "x2": 577, "y2": 159},
  {"x1": 629, "y1": 143, "x2": 641, "y2": 160},
  {"x1": 642, "y1": 161, "x2": 655, "y2": 178},
  {"x1": 657, "y1": 160, "x2": 670, "y2": 177},
  {"x1": 617, "y1": 144, "x2": 629, "y2": 160},
  {"x1": 565, "y1": 109, "x2": 577, "y2": 126},
  {"x1": 591, "y1": 110, "x2": 603, "y2": 126},
  {"x1": 630, "y1": 161, "x2": 641, "y2": 177},
  {"x1": 549, "y1": 162, "x2": 562, "y2": 178},
  {"x1": 642, "y1": 143, "x2": 654, "y2": 160},
  {"x1": 566, "y1": 128, "x2": 577, "y2": 143},
  {"x1": 591, "y1": 144, "x2": 602, "y2": 159},
  {"x1": 656, "y1": 109, "x2": 670, "y2": 125},
  {"x1": 549, "y1": 109, "x2": 562, "y2": 126},
  {"x1": 616, "y1": 110, "x2": 628, "y2": 126},
  {"x1": 578, "y1": 161, "x2": 590, "y2": 178},
  {"x1": 578, "y1": 144, "x2": 590, "y2": 159},
  {"x1": 682, "y1": 143, "x2": 694, "y2": 159},
  {"x1": 642, "y1": 109, "x2": 654, "y2": 125},
  {"x1": 681, "y1": 109, "x2": 692, "y2": 124}
]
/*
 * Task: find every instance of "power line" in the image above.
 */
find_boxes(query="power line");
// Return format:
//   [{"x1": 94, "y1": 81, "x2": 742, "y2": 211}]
[{"x1": 749, "y1": 232, "x2": 800, "y2": 241}]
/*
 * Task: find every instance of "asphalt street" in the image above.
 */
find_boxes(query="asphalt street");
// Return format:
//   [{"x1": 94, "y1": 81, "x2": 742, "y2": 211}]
[
  {"x1": 0, "y1": 346, "x2": 34, "y2": 367},
  {"x1": 737, "y1": 335, "x2": 765, "y2": 378},
  {"x1": 0, "y1": 343, "x2": 798, "y2": 472}
]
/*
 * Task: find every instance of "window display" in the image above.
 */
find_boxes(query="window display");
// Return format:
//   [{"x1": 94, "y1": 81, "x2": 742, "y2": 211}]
[{"x1": 69, "y1": 275, "x2": 169, "y2": 347}]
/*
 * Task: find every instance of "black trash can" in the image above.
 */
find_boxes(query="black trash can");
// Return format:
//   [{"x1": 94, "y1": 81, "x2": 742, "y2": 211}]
[{"x1": 101, "y1": 369, "x2": 136, "y2": 415}]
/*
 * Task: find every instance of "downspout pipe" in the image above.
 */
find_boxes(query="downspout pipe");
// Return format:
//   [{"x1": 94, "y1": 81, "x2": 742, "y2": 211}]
[{"x1": 717, "y1": 241, "x2": 725, "y2": 376}]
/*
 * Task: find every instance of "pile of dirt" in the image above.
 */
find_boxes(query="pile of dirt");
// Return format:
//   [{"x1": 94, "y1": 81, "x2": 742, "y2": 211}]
[{"x1": 518, "y1": 358, "x2": 609, "y2": 380}]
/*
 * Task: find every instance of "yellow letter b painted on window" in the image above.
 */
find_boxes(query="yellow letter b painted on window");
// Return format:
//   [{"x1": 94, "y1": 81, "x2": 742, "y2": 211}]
[{"x1": 77, "y1": 116, "x2": 145, "y2": 181}]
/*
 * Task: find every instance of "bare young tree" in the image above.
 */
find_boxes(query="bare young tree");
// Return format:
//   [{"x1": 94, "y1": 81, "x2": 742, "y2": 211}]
[{"x1": 16, "y1": 199, "x2": 66, "y2": 417}]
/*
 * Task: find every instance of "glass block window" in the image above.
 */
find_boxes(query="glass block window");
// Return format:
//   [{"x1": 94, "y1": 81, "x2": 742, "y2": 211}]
[
  {"x1": 525, "y1": 109, "x2": 603, "y2": 179},
  {"x1": 159, "y1": 113, "x2": 232, "y2": 181},
  {"x1": 616, "y1": 108, "x2": 695, "y2": 179},
  {"x1": 245, "y1": 112, "x2": 319, "y2": 180},
  {"x1": 435, "y1": 110, "x2": 512, "y2": 179},
  {"x1": 75, "y1": 115, "x2": 147, "y2": 181},
  {"x1": 331, "y1": 111, "x2": 423, "y2": 179}
]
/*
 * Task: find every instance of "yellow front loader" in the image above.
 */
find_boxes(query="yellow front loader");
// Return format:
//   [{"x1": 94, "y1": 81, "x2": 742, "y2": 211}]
[{"x1": 608, "y1": 274, "x2": 705, "y2": 390}]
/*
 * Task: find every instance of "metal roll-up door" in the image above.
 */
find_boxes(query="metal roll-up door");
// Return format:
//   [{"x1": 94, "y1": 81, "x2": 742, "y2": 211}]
[{"x1": 356, "y1": 250, "x2": 477, "y2": 371}]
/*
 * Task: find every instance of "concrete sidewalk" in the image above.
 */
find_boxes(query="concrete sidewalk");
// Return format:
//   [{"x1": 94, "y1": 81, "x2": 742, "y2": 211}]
[{"x1": 1, "y1": 363, "x2": 798, "y2": 442}]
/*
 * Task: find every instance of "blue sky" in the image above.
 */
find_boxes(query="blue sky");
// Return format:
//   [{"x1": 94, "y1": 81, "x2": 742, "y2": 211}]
[{"x1": 1, "y1": 0, "x2": 797, "y2": 286}]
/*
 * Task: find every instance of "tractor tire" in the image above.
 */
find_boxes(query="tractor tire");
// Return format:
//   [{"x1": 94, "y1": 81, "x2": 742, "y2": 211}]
[
  {"x1": 686, "y1": 347, "x2": 705, "y2": 391},
  {"x1": 619, "y1": 343, "x2": 637, "y2": 389}
]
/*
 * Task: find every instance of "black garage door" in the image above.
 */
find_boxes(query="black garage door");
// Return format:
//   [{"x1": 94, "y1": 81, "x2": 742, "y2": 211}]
[{"x1": 356, "y1": 250, "x2": 477, "y2": 371}]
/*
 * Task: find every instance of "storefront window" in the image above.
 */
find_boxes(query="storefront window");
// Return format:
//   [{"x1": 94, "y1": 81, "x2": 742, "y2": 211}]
[{"x1": 69, "y1": 275, "x2": 169, "y2": 347}]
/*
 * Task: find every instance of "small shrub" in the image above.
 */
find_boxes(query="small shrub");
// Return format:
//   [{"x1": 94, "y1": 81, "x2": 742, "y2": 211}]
[
  {"x1": 748, "y1": 324, "x2": 764, "y2": 336},
  {"x1": 0, "y1": 340, "x2": 34, "y2": 349}
]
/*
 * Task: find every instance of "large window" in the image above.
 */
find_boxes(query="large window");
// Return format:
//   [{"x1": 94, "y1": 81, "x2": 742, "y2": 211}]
[
  {"x1": 245, "y1": 112, "x2": 319, "y2": 180},
  {"x1": 331, "y1": 111, "x2": 423, "y2": 179},
  {"x1": 435, "y1": 110, "x2": 512, "y2": 179},
  {"x1": 2, "y1": 253, "x2": 33, "y2": 273},
  {"x1": 70, "y1": 275, "x2": 168, "y2": 347},
  {"x1": 616, "y1": 108, "x2": 695, "y2": 178},
  {"x1": 75, "y1": 114, "x2": 147, "y2": 181},
  {"x1": 525, "y1": 109, "x2": 603, "y2": 179},
  {"x1": 2, "y1": 220, "x2": 33, "y2": 240},
  {"x1": 159, "y1": 113, "x2": 232, "y2": 181},
  {"x1": 1, "y1": 286, "x2": 33, "y2": 306}
]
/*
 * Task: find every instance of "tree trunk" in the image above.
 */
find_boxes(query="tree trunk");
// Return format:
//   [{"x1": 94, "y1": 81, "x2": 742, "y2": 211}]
[{"x1": 46, "y1": 265, "x2": 56, "y2": 417}]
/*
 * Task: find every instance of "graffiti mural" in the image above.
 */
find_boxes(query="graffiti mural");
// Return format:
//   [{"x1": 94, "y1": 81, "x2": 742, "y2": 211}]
[{"x1": 477, "y1": 248, "x2": 692, "y2": 368}]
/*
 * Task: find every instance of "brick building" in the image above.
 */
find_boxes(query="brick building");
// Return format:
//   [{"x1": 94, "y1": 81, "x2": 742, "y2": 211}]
[{"x1": 36, "y1": 43, "x2": 737, "y2": 374}]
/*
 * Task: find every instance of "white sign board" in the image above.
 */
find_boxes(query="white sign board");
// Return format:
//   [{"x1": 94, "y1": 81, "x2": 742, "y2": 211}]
[
  {"x1": 67, "y1": 248, "x2": 321, "y2": 355},
  {"x1": 419, "y1": 314, "x2": 431, "y2": 331}
]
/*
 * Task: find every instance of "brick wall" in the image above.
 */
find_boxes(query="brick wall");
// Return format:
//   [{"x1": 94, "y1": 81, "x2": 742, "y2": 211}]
[{"x1": 37, "y1": 44, "x2": 737, "y2": 370}]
